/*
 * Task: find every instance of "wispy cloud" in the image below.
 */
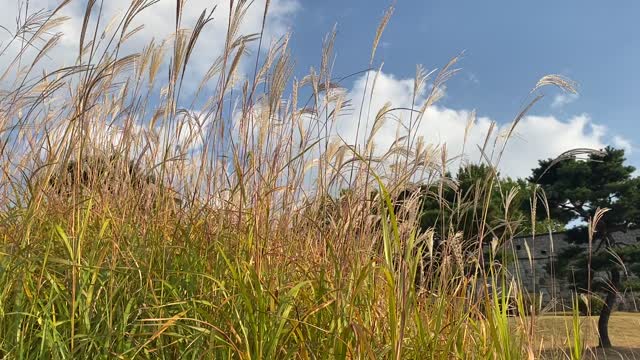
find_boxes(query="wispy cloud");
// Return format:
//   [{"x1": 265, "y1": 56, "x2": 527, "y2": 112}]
[{"x1": 550, "y1": 92, "x2": 579, "y2": 109}]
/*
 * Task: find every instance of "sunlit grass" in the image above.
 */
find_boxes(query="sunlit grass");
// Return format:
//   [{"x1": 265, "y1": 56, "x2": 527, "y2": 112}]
[
  {"x1": 535, "y1": 313, "x2": 640, "y2": 359},
  {"x1": 534, "y1": 313, "x2": 640, "y2": 349},
  {"x1": 0, "y1": 0, "x2": 628, "y2": 359}
]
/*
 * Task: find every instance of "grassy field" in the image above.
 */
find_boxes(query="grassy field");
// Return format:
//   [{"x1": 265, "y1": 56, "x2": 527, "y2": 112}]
[
  {"x1": 533, "y1": 313, "x2": 640, "y2": 359},
  {"x1": 0, "y1": 1, "x2": 625, "y2": 359}
]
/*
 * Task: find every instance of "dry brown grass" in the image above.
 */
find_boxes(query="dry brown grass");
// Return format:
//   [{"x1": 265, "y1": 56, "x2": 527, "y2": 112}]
[{"x1": 535, "y1": 313, "x2": 640, "y2": 359}]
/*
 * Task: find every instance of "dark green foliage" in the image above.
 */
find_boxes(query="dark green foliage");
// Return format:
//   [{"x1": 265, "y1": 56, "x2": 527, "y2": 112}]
[
  {"x1": 408, "y1": 164, "x2": 561, "y2": 249},
  {"x1": 530, "y1": 146, "x2": 640, "y2": 236},
  {"x1": 48, "y1": 154, "x2": 157, "y2": 195},
  {"x1": 530, "y1": 147, "x2": 640, "y2": 266},
  {"x1": 529, "y1": 146, "x2": 640, "y2": 347},
  {"x1": 411, "y1": 164, "x2": 509, "y2": 245},
  {"x1": 623, "y1": 276, "x2": 640, "y2": 291},
  {"x1": 578, "y1": 294, "x2": 605, "y2": 315}
]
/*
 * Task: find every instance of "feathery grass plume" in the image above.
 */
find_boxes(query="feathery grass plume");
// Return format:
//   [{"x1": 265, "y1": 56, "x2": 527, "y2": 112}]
[
  {"x1": 531, "y1": 74, "x2": 578, "y2": 94},
  {"x1": 535, "y1": 147, "x2": 607, "y2": 181},
  {"x1": 370, "y1": 5, "x2": 394, "y2": 66}
]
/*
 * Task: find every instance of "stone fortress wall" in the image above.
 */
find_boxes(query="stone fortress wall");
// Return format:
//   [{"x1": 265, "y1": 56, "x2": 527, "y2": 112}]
[{"x1": 501, "y1": 229, "x2": 640, "y2": 311}]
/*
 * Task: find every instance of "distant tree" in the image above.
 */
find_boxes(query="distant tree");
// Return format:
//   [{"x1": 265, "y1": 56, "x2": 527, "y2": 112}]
[
  {"x1": 381, "y1": 163, "x2": 549, "y2": 283},
  {"x1": 365, "y1": 163, "x2": 565, "y2": 289},
  {"x1": 48, "y1": 155, "x2": 157, "y2": 194},
  {"x1": 529, "y1": 146, "x2": 640, "y2": 348},
  {"x1": 45, "y1": 153, "x2": 185, "y2": 210},
  {"x1": 413, "y1": 164, "x2": 552, "y2": 250}
]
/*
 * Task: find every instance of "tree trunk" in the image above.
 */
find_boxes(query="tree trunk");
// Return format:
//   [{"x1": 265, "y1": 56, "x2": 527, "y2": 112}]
[{"x1": 597, "y1": 267, "x2": 620, "y2": 348}]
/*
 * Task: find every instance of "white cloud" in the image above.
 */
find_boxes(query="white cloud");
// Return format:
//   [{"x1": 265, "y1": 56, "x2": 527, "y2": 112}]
[
  {"x1": 613, "y1": 135, "x2": 633, "y2": 154},
  {"x1": 550, "y1": 92, "x2": 579, "y2": 109},
  {"x1": 0, "y1": 0, "x2": 299, "y2": 90},
  {"x1": 333, "y1": 71, "x2": 616, "y2": 179},
  {"x1": 499, "y1": 114, "x2": 604, "y2": 177}
]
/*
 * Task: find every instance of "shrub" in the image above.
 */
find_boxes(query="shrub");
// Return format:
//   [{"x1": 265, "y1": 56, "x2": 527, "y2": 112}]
[
  {"x1": 47, "y1": 154, "x2": 156, "y2": 194},
  {"x1": 578, "y1": 293, "x2": 605, "y2": 315}
]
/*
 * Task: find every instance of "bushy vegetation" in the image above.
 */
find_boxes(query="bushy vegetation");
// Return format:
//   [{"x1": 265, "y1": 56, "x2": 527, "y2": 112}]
[
  {"x1": 0, "y1": 1, "x2": 635, "y2": 359},
  {"x1": 531, "y1": 147, "x2": 640, "y2": 347},
  {"x1": 577, "y1": 294, "x2": 606, "y2": 316}
]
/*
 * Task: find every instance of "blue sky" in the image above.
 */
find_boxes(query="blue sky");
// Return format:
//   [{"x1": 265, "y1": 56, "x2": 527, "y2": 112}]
[
  {"x1": 287, "y1": 1, "x2": 640, "y2": 173},
  {"x1": 2, "y1": 0, "x2": 637, "y2": 178}
]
